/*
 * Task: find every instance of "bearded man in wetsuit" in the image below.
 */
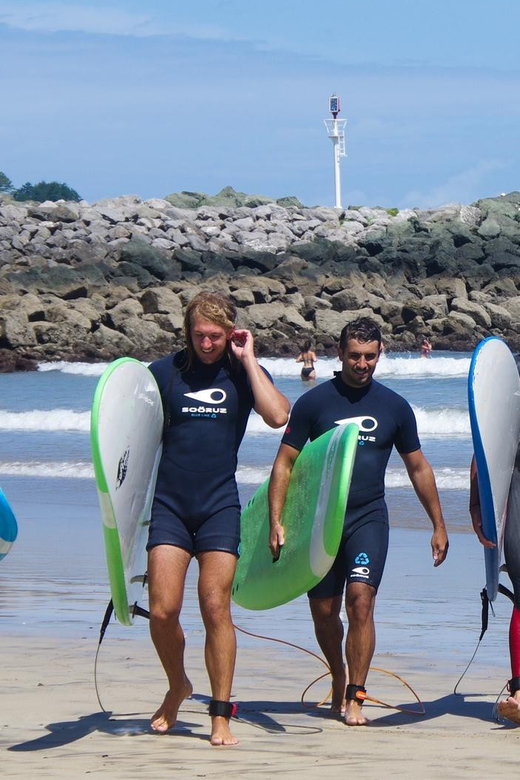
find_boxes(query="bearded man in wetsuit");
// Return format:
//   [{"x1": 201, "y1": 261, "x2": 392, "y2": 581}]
[
  {"x1": 268, "y1": 317, "x2": 449, "y2": 726},
  {"x1": 147, "y1": 291, "x2": 289, "y2": 746}
]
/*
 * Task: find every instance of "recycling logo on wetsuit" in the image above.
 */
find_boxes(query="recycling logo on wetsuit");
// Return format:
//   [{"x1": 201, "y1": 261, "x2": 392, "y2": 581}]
[{"x1": 351, "y1": 552, "x2": 371, "y2": 578}]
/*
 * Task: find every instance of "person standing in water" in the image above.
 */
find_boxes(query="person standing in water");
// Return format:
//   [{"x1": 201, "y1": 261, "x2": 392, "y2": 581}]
[
  {"x1": 420, "y1": 338, "x2": 432, "y2": 358},
  {"x1": 296, "y1": 340, "x2": 318, "y2": 381},
  {"x1": 147, "y1": 291, "x2": 290, "y2": 746}
]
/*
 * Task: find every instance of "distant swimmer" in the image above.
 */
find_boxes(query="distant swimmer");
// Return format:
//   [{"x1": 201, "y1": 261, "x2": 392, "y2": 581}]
[
  {"x1": 420, "y1": 338, "x2": 432, "y2": 358},
  {"x1": 296, "y1": 340, "x2": 318, "y2": 381}
]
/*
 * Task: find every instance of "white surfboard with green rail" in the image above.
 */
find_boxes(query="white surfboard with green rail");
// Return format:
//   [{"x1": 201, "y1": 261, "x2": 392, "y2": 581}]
[
  {"x1": 232, "y1": 423, "x2": 359, "y2": 610},
  {"x1": 91, "y1": 357, "x2": 163, "y2": 626}
]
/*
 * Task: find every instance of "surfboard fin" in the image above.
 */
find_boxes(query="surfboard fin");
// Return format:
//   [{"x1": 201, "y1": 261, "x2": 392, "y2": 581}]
[
  {"x1": 479, "y1": 588, "x2": 489, "y2": 641},
  {"x1": 97, "y1": 599, "x2": 150, "y2": 650},
  {"x1": 98, "y1": 600, "x2": 114, "y2": 647},
  {"x1": 132, "y1": 604, "x2": 150, "y2": 620}
]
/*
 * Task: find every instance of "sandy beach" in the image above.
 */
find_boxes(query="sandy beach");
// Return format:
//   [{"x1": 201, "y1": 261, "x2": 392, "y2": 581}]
[
  {"x1": 2, "y1": 528, "x2": 520, "y2": 779},
  {"x1": 1, "y1": 631, "x2": 520, "y2": 780}
]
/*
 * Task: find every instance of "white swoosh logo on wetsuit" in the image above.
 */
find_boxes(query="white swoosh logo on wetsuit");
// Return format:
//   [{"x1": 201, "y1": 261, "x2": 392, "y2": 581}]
[
  {"x1": 184, "y1": 388, "x2": 227, "y2": 404},
  {"x1": 334, "y1": 415, "x2": 378, "y2": 432}
]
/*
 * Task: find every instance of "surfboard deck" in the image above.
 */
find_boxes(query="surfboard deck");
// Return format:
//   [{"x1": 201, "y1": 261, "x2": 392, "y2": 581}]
[
  {"x1": 0, "y1": 488, "x2": 18, "y2": 562},
  {"x1": 91, "y1": 357, "x2": 163, "y2": 625},
  {"x1": 232, "y1": 423, "x2": 359, "y2": 610},
  {"x1": 468, "y1": 336, "x2": 520, "y2": 601}
]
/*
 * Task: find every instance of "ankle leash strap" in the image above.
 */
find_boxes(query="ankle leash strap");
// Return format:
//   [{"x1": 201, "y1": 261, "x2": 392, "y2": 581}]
[
  {"x1": 508, "y1": 677, "x2": 520, "y2": 696},
  {"x1": 208, "y1": 699, "x2": 237, "y2": 718},
  {"x1": 346, "y1": 684, "x2": 367, "y2": 704}
]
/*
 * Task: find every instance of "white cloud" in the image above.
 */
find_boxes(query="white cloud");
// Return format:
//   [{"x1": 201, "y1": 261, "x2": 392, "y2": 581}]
[
  {"x1": 402, "y1": 159, "x2": 511, "y2": 209},
  {"x1": 0, "y1": 2, "x2": 231, "y2": 38}
]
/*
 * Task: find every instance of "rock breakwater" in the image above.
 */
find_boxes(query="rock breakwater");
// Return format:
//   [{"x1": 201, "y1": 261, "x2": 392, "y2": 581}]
[{"x1": 1, "y1": 189, "x2": 520, "y2": 370}]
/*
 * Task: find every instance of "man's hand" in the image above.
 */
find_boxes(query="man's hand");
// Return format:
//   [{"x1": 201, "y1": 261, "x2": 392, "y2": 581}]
[
  {"x1": 431, "y1": 528, "x2": 449, "y2": 567},
  {"x1": 229, "y1": 329, "x2": 254, "y2": 362},
  {"x1": 269, "y1": 523, "x2": 285, "y2": 562},
  {"x1": 470, "y1": 503, "x2": 496, "y2": 549}
]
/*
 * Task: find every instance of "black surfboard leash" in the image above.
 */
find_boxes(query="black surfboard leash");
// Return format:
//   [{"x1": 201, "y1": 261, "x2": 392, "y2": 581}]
[
  {"x1": 94, "y1": 598, "x2": 150, "y2": 713},
  {"x1": 453, "y1": 584, "x2": 514, "y2": 696}
]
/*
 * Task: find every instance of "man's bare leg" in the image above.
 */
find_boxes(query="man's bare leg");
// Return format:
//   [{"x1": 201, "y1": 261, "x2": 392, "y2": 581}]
[
  {"x1": 309, "y1": 595, "x2": 346, "y2": 714},
  {"x1": 498, "y1": 611, "x2": 520, "y2": 724},
  {"x1": 148, "y1": 545, "x2": 193, "y2": 732},
  {"x1": 344, "y1": 582, "x2": 376, "y2": 726},
  {"x1": 198, "y1": 550, "x2": 239, "y2": 746}
]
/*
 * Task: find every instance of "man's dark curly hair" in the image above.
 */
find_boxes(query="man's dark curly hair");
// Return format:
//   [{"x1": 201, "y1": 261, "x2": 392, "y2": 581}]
[{"x1": 339, "y1": 317, "x2": 382, "y2": 350}]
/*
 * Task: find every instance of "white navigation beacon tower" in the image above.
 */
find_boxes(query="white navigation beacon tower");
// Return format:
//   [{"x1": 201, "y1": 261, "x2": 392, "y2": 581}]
[{"x1": 323, "y1": 94, "x2": 347, "y2": 208}]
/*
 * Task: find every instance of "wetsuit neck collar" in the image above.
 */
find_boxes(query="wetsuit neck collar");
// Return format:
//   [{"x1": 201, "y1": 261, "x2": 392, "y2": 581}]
[
  {"x1": 191, "y1": 353, "x2": 228, "y2": 375},
  {"x1": 333, "y1": 371, "x2": 373, "y2": 399}
]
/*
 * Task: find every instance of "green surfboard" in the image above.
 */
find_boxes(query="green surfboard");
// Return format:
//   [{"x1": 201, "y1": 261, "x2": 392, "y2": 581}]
[
  {"x1": 91, "y1": 357, "x2": 163, "y2": 626},
  {"x1": 232, "y1": 423, "x2": 359, "y2": 610}
]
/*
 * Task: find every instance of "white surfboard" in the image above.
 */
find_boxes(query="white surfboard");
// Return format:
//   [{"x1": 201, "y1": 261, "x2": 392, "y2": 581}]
[
  {"x1": 91, "y1": 358, "x2": 163, "y2": 625},
  {"x1": 468, "y1": 337, "x2": 520, "y2": 601}
]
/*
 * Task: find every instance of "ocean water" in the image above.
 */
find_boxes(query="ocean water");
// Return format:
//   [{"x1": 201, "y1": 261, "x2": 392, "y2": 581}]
[
  {"x1": 0, "y1": 350, "x2": 472, "y2": 527},
  {"x1": 0, "y1": 350, "x2": 512, "y2": 680}
]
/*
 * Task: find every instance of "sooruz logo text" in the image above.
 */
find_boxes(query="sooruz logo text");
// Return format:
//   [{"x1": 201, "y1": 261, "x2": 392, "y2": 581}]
[{"x1": 182, "y1": 405, "x2": 228, "y2": 414}]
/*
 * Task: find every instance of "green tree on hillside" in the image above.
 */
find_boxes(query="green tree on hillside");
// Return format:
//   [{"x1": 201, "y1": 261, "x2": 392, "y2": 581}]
[
  {"x1": 0, "y1": 171, "x2": 14, "y2": 192},
  {"x1": 13, "y1": 180, "x2": 81, "y2": 202}
]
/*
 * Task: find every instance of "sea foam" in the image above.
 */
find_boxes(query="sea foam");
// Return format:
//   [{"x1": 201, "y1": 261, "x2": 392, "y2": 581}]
[
  {"x1": 0, "y1": 409, "x2": 91, "y2": 432},
  {"x1": 259, "y1": 353, "x2": 471, "y2": 380}
]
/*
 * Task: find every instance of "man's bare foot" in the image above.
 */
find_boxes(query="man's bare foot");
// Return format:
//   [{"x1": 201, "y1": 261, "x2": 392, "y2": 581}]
[
  {"x1": 210, "y1": 716, "x2": 239, "y2": 746},
  {"x1": 345, "y1": 700, "x2": 369, "y2": 726},
  {"x1": 330, "y1": 671, "x2": 347, "y2": 717},
  {"x1": 151, "y1": 679, "x2": 193, "y2": 733},
  {"x1": 330, "y1": 700, "x2": 346, "y2": 718},
  {"x1": 498, "y1": 696, "x2": 520, "y2": 725}
]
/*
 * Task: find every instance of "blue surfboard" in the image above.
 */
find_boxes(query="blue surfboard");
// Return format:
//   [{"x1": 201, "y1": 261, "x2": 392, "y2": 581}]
[
  {"x1": 0, "y1": 488, "x2": 18, "y2": 562},
  {"x1": 468, "y1": 336, "x2": 520, "y2": 601}
]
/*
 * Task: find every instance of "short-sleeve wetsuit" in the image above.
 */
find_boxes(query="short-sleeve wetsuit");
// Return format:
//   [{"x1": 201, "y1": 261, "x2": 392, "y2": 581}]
[
  {"x1": 147, "y1": 349, "x2": 264, "y2": 557},
  {"x1": 281, "y1": 372, "x2": 420, "y2": 597}
]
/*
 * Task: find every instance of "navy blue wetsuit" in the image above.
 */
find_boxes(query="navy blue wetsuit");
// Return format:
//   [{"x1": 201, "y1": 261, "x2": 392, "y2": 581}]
[
  {"x1": 282, "y1": 373, "x2": 420, "y2": 597},
  {"x1": 147, "y1": 349, "x2": 262, "y2": 556},
  {"x1": 505, "y1": 448, "x2": 520, "y2": 610}
]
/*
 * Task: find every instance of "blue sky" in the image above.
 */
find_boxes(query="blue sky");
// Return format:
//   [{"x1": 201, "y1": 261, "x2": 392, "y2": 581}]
[{"x1": 1, "y1": 0, "x2": 519, "y2": 208}]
